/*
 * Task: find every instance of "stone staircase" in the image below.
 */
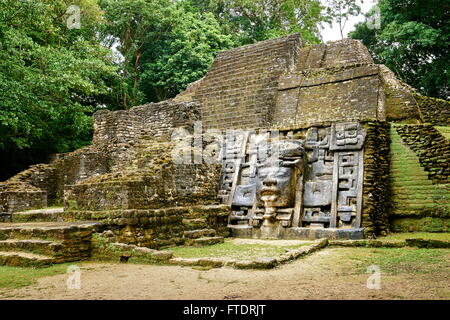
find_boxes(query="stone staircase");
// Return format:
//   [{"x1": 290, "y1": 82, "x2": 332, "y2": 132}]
[
  {"x1": 390, "y1": 126, "x2": 449, "y2": 219},
  {"x1": 12, "y1": 206, "x2": 227, "y2": 251},
  {"x1": 181, "y1": 213, "x2": 225, "y2": 246},
  {"x1": 435, "y1": 126, "x2": 450, "y2": 140},
  {"x1": 0, "y1": 221, "x2": 98, "y2": 267},
  {"x1": 12, "y1": 207, "x2": 65, "y2": 223}
]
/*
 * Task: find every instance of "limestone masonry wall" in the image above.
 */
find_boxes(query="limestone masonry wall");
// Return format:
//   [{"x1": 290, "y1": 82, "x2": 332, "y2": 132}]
[
  {"x1": 0, "y1": 100, "x2": 201, "y2": 217},
  {"x1": 0, "y1": 222, "x2": 95, "y2": 263},
  {"x1": 63, "y1": 138, "x2": 222, "y2": 212},
  {"x1": 62, "y1": 206, "x2": 230, "y2": 249},
  {"x1": 51, "y1": 147, "x2": 109, "y2": 200},
  {"x1": 296, "y1": 39, "x2": 373, "y2": 70},
  {"x1": 274, "y1": 64, "x2": 382, "y2": 127},
  {"x1": 271, "y1": 40, "x2": 403, "y2": 129},
  {"x1": 93, "y1": 100, "x2": 200, "y2": 145},
  {"x1": 415, "y1": 94, "x2": 450, "y2": 126},
  {"x1": 379, "y1": 65, "x2": 420, "y2": 122},
  {"x1": 362, "y1": 121, "x2": 391, "y2": 237},
  {"x1": 0, "y1": 164, "x2": 54, "y2": 218},
  {"x1": 193, "y1": 33, "x2": 301, "y2": 130},
  {"x1": 395, "y1": 124, "x2": 450, "y2": 184},
  {"x1": 64, "y1": 164, "x2": 222, "y2": 211},
  {"x1": 0, "y1": 191, "x2": 47, "y2": 221}
]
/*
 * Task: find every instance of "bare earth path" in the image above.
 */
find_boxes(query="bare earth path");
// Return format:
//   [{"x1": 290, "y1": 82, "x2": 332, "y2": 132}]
[{"x1": 1, "y1": 248, "x2": 448, "y2": 300}]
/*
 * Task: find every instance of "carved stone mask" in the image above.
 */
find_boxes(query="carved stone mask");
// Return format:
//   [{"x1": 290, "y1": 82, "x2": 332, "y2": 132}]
[{"x1": 255, "y1": 140, "x2": 305, "y2": 208}]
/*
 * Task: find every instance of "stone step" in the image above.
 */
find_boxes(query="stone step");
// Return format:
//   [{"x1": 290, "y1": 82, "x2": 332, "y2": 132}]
[
  {"x1": 0, "y1": 251, "x2": 55, "y2": 267},
  {"x1": 392, "y1": 194, "x2": 444, "y2": 200},
  {"x1": 13, "y1": 207, "x2": 64, "y2": 223},
  {"x1": 391, "y1": 209, "x2": 446, "y2": 215},
  {"x1": 392, "y1": 196, "x2": 447, "y2": 202},
  {"x1": 390, "y1": 169, "x2": 432, "y2": 173},
  {"x1": 0, "y1": 239, "x2": 63, "y2": 257},
  {"x1": 391, "y1": 158, "x2": 422, "y2": 161},
  {"x1": 392, "y1": 182, "x2": 433, "y2": 187},
  {"x1": 391, "y1": 158, "x2": 425, "y2": 162},
  {"x1": 391, "y1": 184, "x2": 435, "y2": 189},
  {"x1": 392, "y1": 195, "x2": 448, "y2": 204},
  {"x1": 393, "y1": 204, "x2": 445, "y2": 210},
  {"x1": 391, "y1": 178, "x2": 433, "y2": 183},
  {"x1": 193, "y1": 236, "x2": 224, "y2": 247},
  {"x1": 390, "y1": 128, "x2": 448, "y2": 214},
  {"x1": 390, "y1": 164, "x2": 426, "y2": 168},
  {"x1": 183, "y1": 229, "x2": 217, "y2": 239},
  {"x1": 185, "y1": 236, "x2": 224, "y2": 247},
  {"x1": 0, "y1": 222, "x2": 97, "y2": 265},
  {"x1": 392, "y1": 186, "x2": 449, "y2": 190},
  {"x1": 390, "y1": 180, "x2": 432, "y2": 185},
  {"x1": 392, "y1": 184, "x2": 450, "y2": 190},
  {"x1": 390, "y1": 167, "x2": 429, "y2": 171},
  {"x1": 0, "y1": 222, "x2": 98, "y2": 241},
  {"x1": 435, "y1": 126, "x2": 450, "y2": 140},
  {"x1": 182, "y1": 218, "x2": 208, "y2": 230},
  {"x1": 395, "y1": 192, "x2": 449, "y2": 198},
  {"x1": 390, "y1": 170, "x2": 429, "y2": 175},
  {"x1": 391, "y1": 157, "x2": 423, "y2": 160},
  {"x1": 392, "y1": 190, "x2": 450, "y2": 196},
  {"x1": 390, "y1": 176, "x2": 430, "y2": 180},
  {"x1": 390, "y1": 177, "x2": 431, "y2": 181},
  {"x1": 390, "y1": 170, "x2": 429, "y2": 173},
  {"x1": 388, "y1": 125, "x2": 448, "y2": 214}
]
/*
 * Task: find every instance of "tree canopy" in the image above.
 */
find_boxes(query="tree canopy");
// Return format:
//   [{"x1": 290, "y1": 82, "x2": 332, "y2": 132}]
[
  {"x1": 187, "y1": 0, "x2": 327, "y2": 45},
  {"x1": 350, "y1": 0, "x2": 450, "y2": 100},
  {"x1": 99, "y1": 0, "x2": 234, "y2": 104},
  {"x1": 0, "y1": 0, "x2": 120, "y2": 180}
]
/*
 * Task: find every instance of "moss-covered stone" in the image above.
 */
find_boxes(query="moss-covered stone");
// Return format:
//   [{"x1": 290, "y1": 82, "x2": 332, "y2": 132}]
[
  {"x1": 415, "y1": 94, "x2": 450, "y2": 126},
  {"x1": 390, "y1": 217, "x2": 449, "y2": 233}
]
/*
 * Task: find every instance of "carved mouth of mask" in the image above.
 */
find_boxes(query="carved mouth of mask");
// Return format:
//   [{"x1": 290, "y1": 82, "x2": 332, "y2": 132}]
[{"x1": 260, "y1": 186, "x2": 278, "y2": 201}]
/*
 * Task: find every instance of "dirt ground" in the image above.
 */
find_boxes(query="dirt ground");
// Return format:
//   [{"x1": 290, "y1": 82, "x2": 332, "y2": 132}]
[{"x1": 1, "y1": 248, "x2": 448, "y2": 300}]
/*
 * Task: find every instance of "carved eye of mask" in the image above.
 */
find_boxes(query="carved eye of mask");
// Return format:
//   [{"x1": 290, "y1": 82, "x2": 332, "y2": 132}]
[
  {"x1": 258, "y1": 167, "x2": 291, "y2": 179},
  {"x1": 274, "y1": 167, "x2": 291, "y2": 178},
  {"x1": 258, "y1": 168, "x2": 270, "y2": 178}
]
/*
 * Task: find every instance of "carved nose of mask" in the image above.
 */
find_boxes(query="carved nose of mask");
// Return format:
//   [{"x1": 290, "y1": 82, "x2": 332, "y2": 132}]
[{"x1": 263, "y1": 177, "x2": 277, "y2": 187}]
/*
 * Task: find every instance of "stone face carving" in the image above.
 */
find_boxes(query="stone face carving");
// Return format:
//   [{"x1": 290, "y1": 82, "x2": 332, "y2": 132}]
[
  {"x1": 253, "y1": 140, "x2": 305, "y2": 227},
  {"x1": 220, "y1": 121, "x2": 366, "y2": 237}
]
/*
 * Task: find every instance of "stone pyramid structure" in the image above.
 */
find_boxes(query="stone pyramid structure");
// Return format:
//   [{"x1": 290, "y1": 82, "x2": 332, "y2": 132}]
[{"x1": 0, "y1": 34, "x2": 448, "y2": 266}]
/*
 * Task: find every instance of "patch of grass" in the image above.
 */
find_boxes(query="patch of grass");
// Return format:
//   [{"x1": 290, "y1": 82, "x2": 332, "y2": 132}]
[
  {"x1": 0, "y1": 263, "x2": 72, "y2": 289},
  {"x1": 435, "y1": 126, "x2": 450, "y2": 140},
  {"x1": 342, "y1": 247, "x2": 450, "y2": 275},
  {"x1": 381, "y1": 232, "x2": 450, "y2": 241},
  {"x1": 167, "y1": 239, "x2": 312, "y2": 260}
]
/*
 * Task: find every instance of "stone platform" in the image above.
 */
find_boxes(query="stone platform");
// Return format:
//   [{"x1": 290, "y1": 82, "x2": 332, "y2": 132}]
[
  {"x1": 0, "y1": 221, "x2": 99, "y2": 266},
  {"x1": 229, "y1": 225, "x2": 365, "y2": 240},
  {"x1": 11, "y1": 205, "x2": 230, "y2": 250}
]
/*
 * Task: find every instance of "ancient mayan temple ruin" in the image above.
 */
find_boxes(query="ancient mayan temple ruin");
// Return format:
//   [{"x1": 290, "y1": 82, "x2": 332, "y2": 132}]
[{"x1": 0, "y1": 34, "x2": 449, "y2": 266}]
